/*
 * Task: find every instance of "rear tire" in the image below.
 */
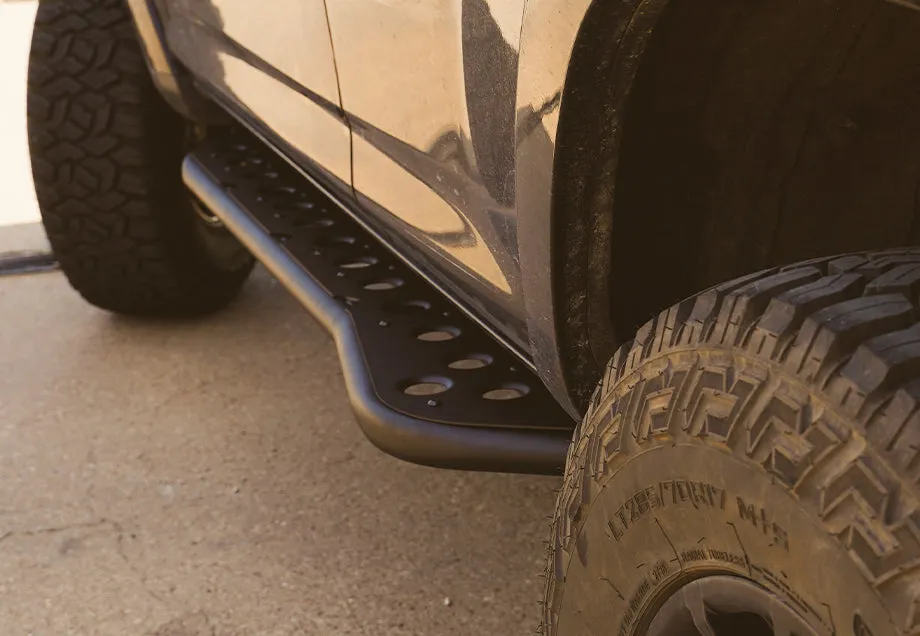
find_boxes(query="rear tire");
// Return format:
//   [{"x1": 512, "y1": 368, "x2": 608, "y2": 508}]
[
  {"x1": 545, "y1": 249, "x2": 920, "y2": 635},
  {"x1": 27, "y1": 0, "x2": 253, "y2": 316}
]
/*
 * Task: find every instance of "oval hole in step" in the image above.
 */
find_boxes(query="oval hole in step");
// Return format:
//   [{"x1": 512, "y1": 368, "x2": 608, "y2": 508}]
[
  {"x1": 448, "y1": 354, "x2": 492, "y2": 370},
  {"x1": 292, "y1": 216, "x2": 334, "y2": 229},
  {"x1": 318, "y1": 235, "x2": 357, "y2": 247},
  {"x1": 402, "y1": 377, "x2": 452, "y2": 396},
  {"x1": 416, "y1": 326, "x2": 460, "y2": 342},
  {"x1": 333, "y1": 295, "x2": 360, "y2": 307},
  {"x1": 338, "y1": 256, "x2": 378, "y2": 270},
  {"x1": 363, "y1": 278, "x2": 404, "y2": 291},
  {"x1": 482, "y1": 383, "x2": 529, "y2": 400},
  {"x1": 386, "y1": 299, "x2": 431, "y2": 314}
]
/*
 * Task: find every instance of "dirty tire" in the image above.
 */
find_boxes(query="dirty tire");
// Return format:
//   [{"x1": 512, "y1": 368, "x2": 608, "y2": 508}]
[
  {"x1": 27, "y1": 0, "x2": 253, "y2": 316},
  {"x1": 544, "y1": 249, "x2": 920, "y2": 636}
]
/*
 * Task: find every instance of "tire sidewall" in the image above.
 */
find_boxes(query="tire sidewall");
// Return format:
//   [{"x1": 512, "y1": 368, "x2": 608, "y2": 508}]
[
  {"x1": 27, "y1": 0, "x2": 253, "y2": 315},
  {"x1": 555, "y1": 441, "x2": 891, "y2": 636}
]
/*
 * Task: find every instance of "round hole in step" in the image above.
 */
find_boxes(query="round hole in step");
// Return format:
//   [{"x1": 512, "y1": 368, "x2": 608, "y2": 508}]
[
  {"x1": 363, "y1": 278, "x2": 404, "y2": 291},
  {"x1": 401, "y1": 377, "x2": 452, "y2": 396},
  {"x1": 448, "y1": 354, "x2": 493, "y2": 370},
  {"x1": 482, "y1": 383, "x2": 529, "y2": 400},
  {"x1": 338, "y1": 256, "x2": 378, "y2": 269},
  {"x1": 416, "y1": 326, "x2": 460, "y2": 342}
]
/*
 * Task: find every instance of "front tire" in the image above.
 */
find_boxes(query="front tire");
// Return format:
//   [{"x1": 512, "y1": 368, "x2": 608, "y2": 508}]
[
  {"x1": 545, "y1": 249, "x2": 920, "y2": 635},
  {"x1": 27, "y1": 0, "x2": 253, "y2": 316}
]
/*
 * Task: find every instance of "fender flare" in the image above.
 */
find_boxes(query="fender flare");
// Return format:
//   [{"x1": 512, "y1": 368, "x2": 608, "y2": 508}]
[
  {"x1": 126, "y1": 0, "x2": 224, "y2": 122},
  {"x1": 514, "y1": 0, "x2": 669, "y2": 415}
]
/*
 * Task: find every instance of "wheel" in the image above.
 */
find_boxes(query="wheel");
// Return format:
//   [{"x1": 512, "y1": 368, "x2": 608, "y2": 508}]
[
  {"x1": 27, "y1": 0, "x2": 253, "y2": 316},
  {"x1": 544, "y1": 249, "x2": 920, "y2": 636}
]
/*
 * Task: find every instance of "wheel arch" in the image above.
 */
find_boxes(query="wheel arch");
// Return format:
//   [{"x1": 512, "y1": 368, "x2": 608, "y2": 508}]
[
  {"x1": 516, "y1": 0, "x2": 920, "y2": 416},
  {"x1": 515, "y1": 0, "x2": 669, "y2": 415},
  {"x1": 126, "y1": 0, "x2": 224, "y2": 122}
]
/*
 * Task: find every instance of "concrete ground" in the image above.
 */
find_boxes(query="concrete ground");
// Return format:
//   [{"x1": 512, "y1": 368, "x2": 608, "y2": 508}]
[{"x1": 0, "y1": 3, "x2": 558, "y2": 634}]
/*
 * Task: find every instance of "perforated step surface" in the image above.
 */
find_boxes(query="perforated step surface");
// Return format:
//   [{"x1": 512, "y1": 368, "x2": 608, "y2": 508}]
[{"x1": 187, "y1": 130, "x2": 574, "y2": 436}]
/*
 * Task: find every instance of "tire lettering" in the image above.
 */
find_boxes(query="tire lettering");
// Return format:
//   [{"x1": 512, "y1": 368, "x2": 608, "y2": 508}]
[
  {"x1": 737, "y1": 496, "x2": 790, "y2": 551},
  {"x1": 680, "y1": 548, "x2": 709, "y2": 562},
  {"x1": 752, "y1": 563, "x2": 827, "y2": 630},
  {"x1": 618, "y1": 577, "x2": 652, "y2": 636},
  {"x1": 608, "y1": 483, "x2": 787, "y2": 551},
  {"x1": 708, "y1": 549, "x2": 747, "y2": 568},
  {"x1": 650, "y1": 559, "x2": 672, "y2": 582}
]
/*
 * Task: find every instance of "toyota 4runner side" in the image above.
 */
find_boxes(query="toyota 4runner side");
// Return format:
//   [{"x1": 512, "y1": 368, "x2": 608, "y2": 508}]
[{"x1": 26, "y1": 0, "x2": 920, "y2": 634}]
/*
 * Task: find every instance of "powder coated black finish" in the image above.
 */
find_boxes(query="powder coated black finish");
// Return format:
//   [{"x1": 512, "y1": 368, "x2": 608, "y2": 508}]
[{"x1": 183, "y1": 130, "x2": 573, "y2": 474}]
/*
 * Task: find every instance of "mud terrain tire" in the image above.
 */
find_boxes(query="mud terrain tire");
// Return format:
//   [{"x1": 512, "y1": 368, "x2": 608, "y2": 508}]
[
  {"x1": 27, "y1": 0, "x2": 252, "y2": 316},
  {"x1": 545, "y1": 249, "x2": 920, "y2": 636}
]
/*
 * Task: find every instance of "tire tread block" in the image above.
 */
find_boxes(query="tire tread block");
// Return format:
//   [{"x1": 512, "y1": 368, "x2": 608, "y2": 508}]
[
  {"x1": 27, "y1": 0, "x2": 252, "y2": 315},
  {"x1": 544, "y1": 248, "x2": 920, "y2": 634}
]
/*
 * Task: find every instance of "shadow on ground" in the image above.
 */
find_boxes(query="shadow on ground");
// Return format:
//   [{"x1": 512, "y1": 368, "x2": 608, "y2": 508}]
[{"x1": 0, "y1": 268, "x2": 559, "y2": 635}]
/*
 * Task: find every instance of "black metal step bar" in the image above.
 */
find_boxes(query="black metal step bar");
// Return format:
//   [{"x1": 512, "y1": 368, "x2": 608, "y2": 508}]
[{"x1": 182, "y1": 131, "x2": 573, "y2": 474}]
